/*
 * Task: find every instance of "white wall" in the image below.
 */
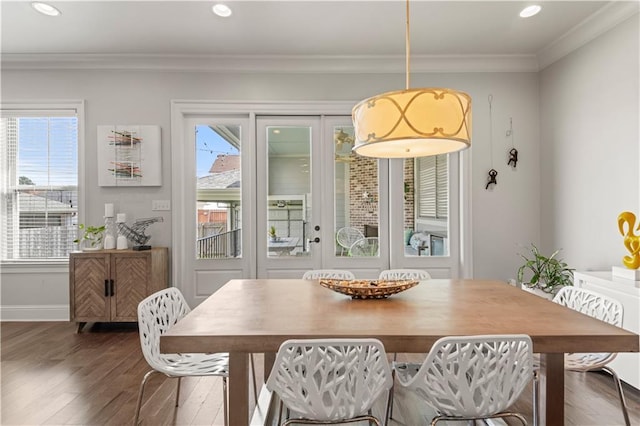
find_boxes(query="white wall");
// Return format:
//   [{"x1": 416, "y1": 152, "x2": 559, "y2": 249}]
[
  {"x1": 2, "y1": 66, "x2": 541, "y2": 318},
  {"x1": 540, "y1": 14, "x2": 639, "y2": 271}
]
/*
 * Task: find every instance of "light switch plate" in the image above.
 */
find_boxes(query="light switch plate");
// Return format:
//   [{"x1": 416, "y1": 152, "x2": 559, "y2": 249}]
[{"x1": 152, "y1": 200, "x2": 171, "y2": 211}]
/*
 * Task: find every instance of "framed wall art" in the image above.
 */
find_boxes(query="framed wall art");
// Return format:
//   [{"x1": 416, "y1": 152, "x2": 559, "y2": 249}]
[{"x1": 97, "y1": 125, "x2": 161, "y2": 186}]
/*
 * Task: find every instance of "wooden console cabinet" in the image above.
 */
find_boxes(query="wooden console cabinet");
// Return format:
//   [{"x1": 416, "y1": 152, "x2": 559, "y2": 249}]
[{"x1": 69, "y1": 247, "x2": 168, "y2": 332}]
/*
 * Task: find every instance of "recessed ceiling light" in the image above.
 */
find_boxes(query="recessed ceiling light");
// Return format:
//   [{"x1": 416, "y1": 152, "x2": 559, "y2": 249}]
[
  {"x1": 520, "y1": 5, "x2": 541, "y2": 18},
  {"x1": 212, "y1": 4, "x2": 232, "y2": 18},
  {"x1": 31, "y1": 2, "x2": 61, "y2": 17}
]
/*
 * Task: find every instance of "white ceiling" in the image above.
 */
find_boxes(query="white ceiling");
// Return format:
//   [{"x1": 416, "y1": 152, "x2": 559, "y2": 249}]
[{"x1": 1, "y1": 1, "x2": 638, "y2": 71}]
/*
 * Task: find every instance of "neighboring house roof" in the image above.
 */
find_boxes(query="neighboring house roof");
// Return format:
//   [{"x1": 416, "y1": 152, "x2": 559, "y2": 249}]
[
  {"x1": 209, "y1": 154, "x2": 240, "y2": 173},
  {"x1": 18, "y1": 193, "x2": 75, "y2": 213},
  {"x1": 198, "y1": 169, "x2": 241, "y2": 189}
]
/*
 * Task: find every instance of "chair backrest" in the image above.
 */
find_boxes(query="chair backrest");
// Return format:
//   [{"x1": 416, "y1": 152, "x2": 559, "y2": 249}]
[
  {"x1": 336, "y1": 227, "x2": 365, "y2": 250},
  {"x1": 302, "y1": 269, "x2": 355, "y2": 280},
  {"x1": 266, "y1": 338, "x2": 393, "y2": 421},
  {"x1": 137, "y1": 287, "x2": 191, "y2": 370},
  {"x1": 379, "y1": 269, "x2": 431, "y2": 281},
  {"x1": 401, "y1": 335, "x2": 533, "y2": 418},
  {"x1": 553, "y1": 286, "x2": 623, "y2": 368},
  {"x1": 348, "y1": 237, "x2": 379, "y2": 257},
  {"x1": 553, "y1": 286, "x2": 623, "y2": 327}
]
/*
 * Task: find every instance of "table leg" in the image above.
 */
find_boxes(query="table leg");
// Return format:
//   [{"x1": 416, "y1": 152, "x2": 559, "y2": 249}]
[
  {"x1": 539, "y1": 353, "x2": 564, "y2": 426},
  {"x1": 229, "y1": 352, "x2": 249, "y2": 425}
]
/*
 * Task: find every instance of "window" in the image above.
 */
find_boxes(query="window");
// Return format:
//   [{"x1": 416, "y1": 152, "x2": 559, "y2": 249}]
[
  {"x1": 416, "y1": 154, "x2": 448, "y2": 219},
  {"x1": 1, "y1": 108, "x2": 79, "y2": 261}
]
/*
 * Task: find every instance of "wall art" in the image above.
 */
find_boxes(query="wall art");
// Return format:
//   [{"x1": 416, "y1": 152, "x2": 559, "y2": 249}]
[{"x1": 97, "y1": 125, "x2": 161, "y2": 186}]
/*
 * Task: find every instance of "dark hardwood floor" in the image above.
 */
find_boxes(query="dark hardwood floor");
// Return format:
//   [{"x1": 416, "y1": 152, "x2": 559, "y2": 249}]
[{"x1": 1, "y1": 321, "x2": 638, "y2": 425}]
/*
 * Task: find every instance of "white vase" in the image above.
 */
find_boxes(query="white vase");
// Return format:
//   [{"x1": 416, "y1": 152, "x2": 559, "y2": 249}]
[
  {"x1": 117, "y1": 234, "x2": 128, "y2": 250},
  {"x1": 103, "y1": 235, "x2": 116, "y2": 250}
]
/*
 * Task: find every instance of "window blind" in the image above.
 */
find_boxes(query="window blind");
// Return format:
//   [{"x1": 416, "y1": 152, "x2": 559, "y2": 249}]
[
  {"x1": 1, "y1": 113, "x2": 78, "y2": 261},
  {"x1": 436, "y1": 155, "x2": 448, "y2": 218},
  {"x1": 417, "y1": 154, "x2": 448, "y2": 219}
]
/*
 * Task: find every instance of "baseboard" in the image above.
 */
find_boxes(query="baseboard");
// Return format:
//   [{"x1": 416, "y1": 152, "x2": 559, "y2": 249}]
[{"x1": 0, "y1": 304, "x2": 69, "y2": 321}]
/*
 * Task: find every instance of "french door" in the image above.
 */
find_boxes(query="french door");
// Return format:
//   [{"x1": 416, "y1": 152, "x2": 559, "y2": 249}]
[
  {"x1": 172, "y1": 101, "x2": 466, "y2": 307},
  {"x1": 178, "y1": 115, "x2": 255, "y2": 307}
]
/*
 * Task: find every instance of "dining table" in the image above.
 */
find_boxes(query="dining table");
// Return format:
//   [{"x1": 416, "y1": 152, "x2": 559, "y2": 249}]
[{"x1": 160, "y1": 278, "x2": 639, "y2": 425}]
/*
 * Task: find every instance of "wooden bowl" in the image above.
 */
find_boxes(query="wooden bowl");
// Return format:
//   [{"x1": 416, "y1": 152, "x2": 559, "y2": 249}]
[{"x1": 318, "y1": 279, "x2": 418, "y2": 299}]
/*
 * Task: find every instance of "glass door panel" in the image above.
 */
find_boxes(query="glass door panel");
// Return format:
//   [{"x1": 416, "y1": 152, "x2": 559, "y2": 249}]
[
  {"x1": 256, "y1": 117, "x2": 320, "y2": 278},
  {"x1": 333, "y1": 125, "x2": 380, "y2": 258},
  {"x1": 265, "y1": 125, "x2": 311, "y2": 258},
  {"x1": 403, "y1": 155, "x2": 450, "y2": 257},
  {"x1": 195, "y1": 124, "x2": 242, "y2": 259}
]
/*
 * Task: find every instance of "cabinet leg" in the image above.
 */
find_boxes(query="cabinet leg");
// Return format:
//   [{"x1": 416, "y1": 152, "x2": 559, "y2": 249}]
[{"x1": 75, "y1": 322, "x2": 86, "y2": 333}]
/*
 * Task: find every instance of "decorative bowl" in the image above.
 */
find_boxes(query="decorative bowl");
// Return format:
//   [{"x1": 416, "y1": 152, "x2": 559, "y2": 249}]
[{"x1": 318, "y1": 279, "x2": 419, "y2": 299}]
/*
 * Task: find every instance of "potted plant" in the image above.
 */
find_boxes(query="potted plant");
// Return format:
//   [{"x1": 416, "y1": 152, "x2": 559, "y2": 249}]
[
  {"x1": 268, "y1": 225, "x2": 278, "y2": 242},
  {"x1": 74, "y1": 224, "x2": 106, "y2": 251},
  {"x1": 517, "y1": 244, "x2": 574, "y2": 298}
]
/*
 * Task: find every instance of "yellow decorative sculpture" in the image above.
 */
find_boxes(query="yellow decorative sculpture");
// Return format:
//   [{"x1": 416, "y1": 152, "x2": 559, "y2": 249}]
[{"x1": 618, "y1": 211, "x2": 640, "y2": 269}]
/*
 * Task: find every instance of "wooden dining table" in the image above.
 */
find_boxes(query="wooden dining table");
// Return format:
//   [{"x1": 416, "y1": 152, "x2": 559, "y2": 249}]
[{"x1": 160, "y1": 279, "x2": 639, "y2": 425}]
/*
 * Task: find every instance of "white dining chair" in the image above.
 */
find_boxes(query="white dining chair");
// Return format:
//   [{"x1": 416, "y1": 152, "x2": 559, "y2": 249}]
[
  {"x1": 302, "y1": 269, "x2": 355, "y2": 280},
  {"x1": 378, "y1": 269, "x2": 431, "y2": 281},
  {"x1": 390, "y1": 334, "x2": 533, "y2": 425},
  {"x1": 266, "y1": 338, "x2": 393, "y2": 426},
  {"x1": 134, "y1": 287, "x2": 258, "y2": 426},
  {"x1": 532, "y1": 286, "x2": 630, "y2": 426}
]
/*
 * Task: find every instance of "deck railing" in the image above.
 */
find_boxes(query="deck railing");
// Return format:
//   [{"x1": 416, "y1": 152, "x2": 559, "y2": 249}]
[{"x1": 197, "y1": 228, "x2": 241, "y2": 258}]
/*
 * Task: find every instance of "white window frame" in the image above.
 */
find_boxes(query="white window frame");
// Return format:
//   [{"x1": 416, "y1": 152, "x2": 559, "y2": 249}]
[{"x1": 0, "y1": 100, "x2": 85, "y2": 266}]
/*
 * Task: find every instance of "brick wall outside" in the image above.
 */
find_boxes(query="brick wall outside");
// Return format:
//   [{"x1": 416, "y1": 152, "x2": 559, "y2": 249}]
[
  {"x1": 346, "y1": 158, "x2": 415, "y2": 238},
  {"x1": 349, "y1": 157, "x2": 378, "y2": 233}
]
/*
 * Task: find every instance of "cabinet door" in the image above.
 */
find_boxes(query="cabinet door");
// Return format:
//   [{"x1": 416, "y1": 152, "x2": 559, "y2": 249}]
[
  {"x1": 110, "y1": 253, "x2": 150, "y2": 321},
  {"x1": 70, "y1": 254, "x2": 110, "y2": 322}
]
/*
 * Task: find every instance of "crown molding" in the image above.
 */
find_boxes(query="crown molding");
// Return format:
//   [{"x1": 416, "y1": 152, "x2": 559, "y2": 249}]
[
  {"x1": 0, "y1": 53, "x2": 539, "y2": 73},
  {"x1": 537, "y1": 1, "x2": 640, "y2": 70},
  {"x1": 3, "y1": 1, "x2": 636, "y2": 74}
]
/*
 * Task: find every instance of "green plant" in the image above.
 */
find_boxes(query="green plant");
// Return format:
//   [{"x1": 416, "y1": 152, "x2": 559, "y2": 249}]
[
  {"x1": 517, "y1": 244, "x2": 574, "y2": 294},
  {"x1": 268, "y1": 225, "x2": 277, "y2": 238},
  {"x1": 74, "y1": 224, "x2": 106, "y2": 248}
]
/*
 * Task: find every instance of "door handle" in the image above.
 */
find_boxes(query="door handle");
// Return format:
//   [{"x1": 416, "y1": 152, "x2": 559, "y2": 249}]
[
  {"x1": 109, "y1": 279, "x2": 115, "y2": 297},
  {"x1": 309, "y1": 237, "x2": 320, "y2": 243},
  {"x1": 104, "y1": 280, "x2": 109, "y2": 297}
]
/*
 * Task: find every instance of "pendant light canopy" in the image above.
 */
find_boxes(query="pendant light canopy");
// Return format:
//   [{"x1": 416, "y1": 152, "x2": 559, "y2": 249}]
[{"x1": 352, "y1": 1, "x2": 472, "y2": 158}]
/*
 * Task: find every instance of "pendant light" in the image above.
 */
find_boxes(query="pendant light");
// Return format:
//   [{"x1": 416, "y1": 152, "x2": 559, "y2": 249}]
[{"x1": 352, "y1": 0, "x2": 472, "y2": 158}]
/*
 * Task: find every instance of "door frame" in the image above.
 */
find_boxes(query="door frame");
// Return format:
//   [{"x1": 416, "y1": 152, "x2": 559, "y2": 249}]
[{"x1": 171, "y1": 100, "x2": 472, "y2": 307}]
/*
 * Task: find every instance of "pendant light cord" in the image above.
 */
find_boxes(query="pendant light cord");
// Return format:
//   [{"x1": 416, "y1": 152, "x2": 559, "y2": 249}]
[{"x1": 406, "y1": 0, "x2": 410, "y2": 90}]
